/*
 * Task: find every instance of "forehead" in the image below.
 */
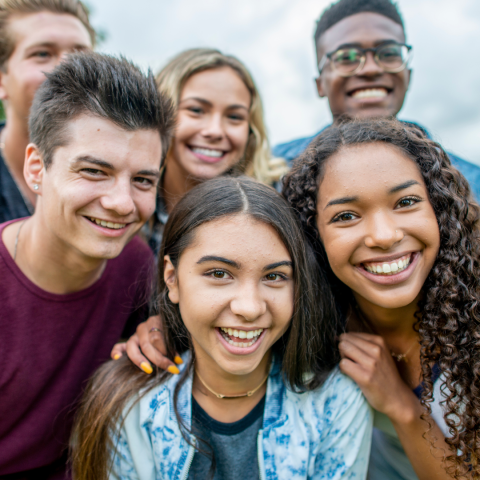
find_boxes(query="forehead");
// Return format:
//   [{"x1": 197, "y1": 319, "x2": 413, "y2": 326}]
[
  {"x1": 8, "y1": 11, "x2": 92, "y2": 52},
  {"x1": 318, "y1": 143, "x2": 424, "y2": 202},
  {"x1": 182, "y1": 215, "x2": 290, "y2": 264},
  {"x1": 51, "y1": 114, "x2": 162, "y2": 171},
  {"x1": 180, "y1": 66, "x2": 251, "y2": 107},
  {"x1": 317, "y1": 12, "x2": 405, "y2": 55}
]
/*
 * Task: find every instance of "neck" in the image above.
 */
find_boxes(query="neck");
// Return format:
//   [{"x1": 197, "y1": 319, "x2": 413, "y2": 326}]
[
  {"x1": 162, "y1": 155, "x2": 199, "y2": 213},
  {"x1": 1, "y1": 112, "x2": 36, "y2": 206},
  {"x1": 192, "y1": 346, "x2": 271, "y2": 423},
  {"x1": 13, "y1": 215, "x2": 106, "y2": 294},
  {"x1": 354, "y1": 293, "x2": 420, "y2": 351}
]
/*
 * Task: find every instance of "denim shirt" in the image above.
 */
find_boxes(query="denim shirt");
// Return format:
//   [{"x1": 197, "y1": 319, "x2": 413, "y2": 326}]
[
  {"x1": 272, "y1": 122, "x2": 480, "y2": 202},
  {"x1": 110, "y1": 358, "x2": 373, "y2": 480}
]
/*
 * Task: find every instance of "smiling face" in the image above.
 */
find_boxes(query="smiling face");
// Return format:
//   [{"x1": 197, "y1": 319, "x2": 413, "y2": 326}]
[
  {"x1": 168, "y1": 66, "x2": 251, "y2": 181},
  {"x1": 315, "y1": 12, "x2": 410, "y2": 119},
  {"x1": 165, "y1": 214, "x2": 294, "y2": 377},
  {"x1": 316, "y1": 143, "x2": 440, "y2": 311},
  {"x1": 0, "y1": 12, "x2": 92, "y2": 123},
  {"x1": 30, "y1": 114, "x2": 162, "y2": 260}
]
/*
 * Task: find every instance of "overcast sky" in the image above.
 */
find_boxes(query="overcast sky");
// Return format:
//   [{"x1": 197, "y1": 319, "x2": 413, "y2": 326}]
[{"x1": 89, "y1": 0, "x2": 480, "y2": 165}]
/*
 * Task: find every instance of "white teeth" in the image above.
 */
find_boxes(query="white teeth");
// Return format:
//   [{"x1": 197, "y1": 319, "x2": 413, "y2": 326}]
[
  {"x1": 90, "y1": 217, "x2": 126, "y2": 229},
  {"x1": 364, "y1": 255, "x2": 412, "y2": 276},
  {"x1": 220, "y1": 328, "x2": 263, "y2": 348},
  {"x1": 192, "y1": 147, "x2": 224, "y2": 158},
  {"x1": 352, "y1": 88, "x2": 388, "y2": 99}
]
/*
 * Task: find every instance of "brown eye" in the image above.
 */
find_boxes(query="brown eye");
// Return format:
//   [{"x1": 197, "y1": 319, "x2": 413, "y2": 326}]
[
  {"x1": 212, "y1": 271, "x2": 226, "y2": 279},
  {"x1": 266, "y1": 273, "x2": 279, "y2": 281}
]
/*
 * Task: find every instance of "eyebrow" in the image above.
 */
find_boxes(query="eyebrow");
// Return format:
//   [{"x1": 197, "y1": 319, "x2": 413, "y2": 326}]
[
  {"x1": 332, "y1": 39, "x2": 402, "y2": 51},
  {"x1": 324, "y1": 180, "x2": 420, "y2": 209},
  {"x1": 324, "y1": 196, "x2": 358, "y2": 209},
  {"x1": 73, "y1": 155, "x2": 160, "y2": 178},
  {"x1": 263, "y1": 261, "x2": 292, "y2": 271},
  {"x1": 197, "y1": 255, "x2": 240, "y2": 269},
  {"x1": 26, "y1": 42, "x2": 89, "y2": 51},
  {"x1": 389, "y1": 180, "x2": 420, "y2": 193},
  {"x1": 180, "y1": 96, "x2": 249, "y2": 111}
]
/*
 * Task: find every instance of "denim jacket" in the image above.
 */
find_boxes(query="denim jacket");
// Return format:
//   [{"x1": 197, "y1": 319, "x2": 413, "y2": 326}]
[{"x1": 109, "y1": 358, "x2": 373, "y2": 480}]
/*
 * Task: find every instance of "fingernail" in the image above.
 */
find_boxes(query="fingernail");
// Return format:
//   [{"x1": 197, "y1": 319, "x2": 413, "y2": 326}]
[
  {"x1": 140, "y1": 362, "x2": 153, "y2": 374},
  {"x1": 167, "y1": 365, "x2": 180, "y2": 375},
  {"x1": 174, "y1": 356, "x2": 183, "y2": 365},
  {"x1": 113, "y1": 353, "x2": 121, "y2": 360}
]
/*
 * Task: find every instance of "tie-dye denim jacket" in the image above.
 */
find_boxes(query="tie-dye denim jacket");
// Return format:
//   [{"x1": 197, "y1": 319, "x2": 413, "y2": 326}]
[{"x1": 109, "y1": 358, "x2": 373, "y2": 480}]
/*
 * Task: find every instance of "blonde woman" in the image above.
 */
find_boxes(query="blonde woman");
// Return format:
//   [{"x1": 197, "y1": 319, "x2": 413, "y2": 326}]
[{"x1": 144, "y1": 48, "x2": 287, "y2": 254}]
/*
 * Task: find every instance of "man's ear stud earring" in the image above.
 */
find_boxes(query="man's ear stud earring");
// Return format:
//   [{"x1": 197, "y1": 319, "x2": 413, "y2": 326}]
[{"x1": 33, "y1": 184, "x2": 39, "y2": 191}]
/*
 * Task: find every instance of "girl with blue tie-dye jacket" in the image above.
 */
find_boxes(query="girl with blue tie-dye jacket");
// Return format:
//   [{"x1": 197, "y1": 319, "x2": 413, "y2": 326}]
[{"x1": 71, "y1": 177, "x2": 372, "y2": 480}]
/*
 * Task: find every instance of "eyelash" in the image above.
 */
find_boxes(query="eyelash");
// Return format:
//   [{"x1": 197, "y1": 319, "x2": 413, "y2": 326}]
[
  {"x1": 330, "y1": 196, "x2": 423, "y2": 223},
  {"x1": 80, "y1": 169, "x2": 154, "y2": 186},
  {"x1": 204, "y1": 269, "x2": 288, "y2": 282}
]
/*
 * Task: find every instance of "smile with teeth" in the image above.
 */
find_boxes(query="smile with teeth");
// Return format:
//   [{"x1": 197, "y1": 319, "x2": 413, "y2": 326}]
[
  {"x1": 191, "y1": 147, "x2": 224, "y2": 158},
  {"x1": 363, "y1": 254, "x2": 412, "y2": 275},
  {"x1": 88, "y1": 217, "x2": 127, "y2": 230},
  {"x1": 219, "y1": 327, "x2": 264, "y2": 348},
  {"x1": 351, "y1": 88, "x2": 388, "y2": 99}
]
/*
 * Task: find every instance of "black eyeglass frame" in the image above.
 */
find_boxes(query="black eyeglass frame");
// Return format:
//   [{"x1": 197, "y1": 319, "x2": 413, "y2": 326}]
[{"x1": 318, "y1": 43, "x2": 413, "y2": 77}]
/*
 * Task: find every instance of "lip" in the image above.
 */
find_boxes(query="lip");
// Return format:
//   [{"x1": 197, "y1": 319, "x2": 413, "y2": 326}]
[
  {"x1": 356, "y1": 251, "x2": 420, "y2": 286},
  {"x1": 83, "y1": 216, "x2": 132, "y2": 238},
  {"x1": 188, "y1": 145, "x2": 227, "y2": 164},
  {"x1": 215, "y1": 327, "x2": 267, "y2": 356}
]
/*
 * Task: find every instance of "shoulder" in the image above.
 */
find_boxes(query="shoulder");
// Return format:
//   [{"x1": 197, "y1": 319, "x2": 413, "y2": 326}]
[
  {"x1": 272, "y1": 129, "x2": 326, "y2": 163},
  {"x1": 295, "y1": 368, "x2": 367, "y2": 412}
]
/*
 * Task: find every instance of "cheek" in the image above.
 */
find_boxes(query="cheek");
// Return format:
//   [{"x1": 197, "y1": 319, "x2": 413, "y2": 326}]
[
  {"x1": 133, "y1": 190, "x2": 157, "y2": 220},
  {"x1": 227, "y1": 124, "x2": 250, "y2": 154},
  {"x1": 174, "y1": 115, "x2": 201, "y2": 145}
]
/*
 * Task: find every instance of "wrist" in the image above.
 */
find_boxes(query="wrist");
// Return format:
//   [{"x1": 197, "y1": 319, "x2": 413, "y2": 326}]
[{"x1": 384, "y1": 389, "x2": 421, "y2": 426}]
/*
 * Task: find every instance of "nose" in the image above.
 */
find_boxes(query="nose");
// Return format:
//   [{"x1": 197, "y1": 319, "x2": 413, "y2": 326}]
[
  {"x1": 364, "y1": 211, "x2": 403, "y2": 250},
  {"x1": 358, "y1": 51, "x2": 383, "y2": 77},
  {"x1": 229, "y1": 281, "x2": 267, "y2": 321},
  {"x1": 201, "y1": 113, "x2": 225, "y2": 141},
  {"x1": 99, "y1": 179, "x2": 135, "y2": 217}
]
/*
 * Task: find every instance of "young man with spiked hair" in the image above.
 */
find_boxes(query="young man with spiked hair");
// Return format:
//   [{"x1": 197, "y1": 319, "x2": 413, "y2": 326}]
[{"x1": 0, "y1": 52, "x2": 174, "y2": 478}]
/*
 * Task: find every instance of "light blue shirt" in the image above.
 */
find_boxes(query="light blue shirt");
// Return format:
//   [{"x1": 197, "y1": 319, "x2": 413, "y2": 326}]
[
  {"x1": 109, "y1": 357, "x2": 373, "y2": 480},
  {"x1": 273, "y1": 122, "x2": 480, "y2": 202}
]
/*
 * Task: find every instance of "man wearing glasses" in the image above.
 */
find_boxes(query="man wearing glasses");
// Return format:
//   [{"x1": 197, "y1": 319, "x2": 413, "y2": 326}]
[{"x1": 273, "y1": 0, "x2": 480, "y2": 199}]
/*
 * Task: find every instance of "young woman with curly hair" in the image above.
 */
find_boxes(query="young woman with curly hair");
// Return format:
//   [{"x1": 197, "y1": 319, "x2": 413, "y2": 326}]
[{"x1": 283, "y1": 117, "x2": 480, "y2": 480}]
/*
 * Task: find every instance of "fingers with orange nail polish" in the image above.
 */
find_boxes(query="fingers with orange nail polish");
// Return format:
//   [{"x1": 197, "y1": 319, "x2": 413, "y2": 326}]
[
  {"x1": 140, "y1": 362, "x2": 153, "y2": 375},
  {"x1": 167, "y1": 365, "x2": 180, "y2": 375},
  {"x1": 174, "y1": 355, "x2": 183, "y2": 365}
]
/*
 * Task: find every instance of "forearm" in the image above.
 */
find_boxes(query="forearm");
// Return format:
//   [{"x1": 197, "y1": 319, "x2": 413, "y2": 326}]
[{"x1": 389, "y1": 391, "x2": 453, "y2": 480}]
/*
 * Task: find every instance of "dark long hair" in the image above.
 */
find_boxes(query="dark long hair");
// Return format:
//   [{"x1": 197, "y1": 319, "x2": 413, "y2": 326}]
[
  {"x1": 283, "y1": 117, "x2": 480, "y2": 478},
  {"x1": 71, "y1": 176, "x2": 339, "y2": 480}
]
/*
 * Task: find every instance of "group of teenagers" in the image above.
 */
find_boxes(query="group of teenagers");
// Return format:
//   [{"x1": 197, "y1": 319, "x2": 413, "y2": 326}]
[{"x1": 0, "y1": 0, "x2": 479, "y2": 479}]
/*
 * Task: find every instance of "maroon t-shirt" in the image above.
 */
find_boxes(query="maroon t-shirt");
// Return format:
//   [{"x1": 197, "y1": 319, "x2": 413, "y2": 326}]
[{"x1": 0, "y1": 220, "x2": 154, "y2": 478}]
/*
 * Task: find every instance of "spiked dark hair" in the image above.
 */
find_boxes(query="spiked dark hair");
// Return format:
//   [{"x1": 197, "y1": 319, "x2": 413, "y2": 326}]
[
  {"x1": 29, "y1": 52, "x2": 175, "y2": 168},
  {"x1": 314, "y1": 0, "x2": 405, "y2": 45}
]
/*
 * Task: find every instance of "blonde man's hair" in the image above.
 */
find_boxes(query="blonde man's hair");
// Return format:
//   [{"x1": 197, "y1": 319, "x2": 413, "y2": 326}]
[
  {"x1": 0, "y1": 0, "x2": 96, "y2": 68},
  {"x1": 156, "y1": 48, "x2": 288, "y2": 185}
]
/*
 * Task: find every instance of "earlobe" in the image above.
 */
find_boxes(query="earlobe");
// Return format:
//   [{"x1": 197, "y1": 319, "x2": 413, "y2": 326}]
[
  {"x1": 315, "y1": 76, "x2": 326, "y2": 98},
  {"x1": 24, "y1": 144, "x2": 44, "y2": 195},
  {"x1": 0, "y1": 69, "x2": 8, "y2": 101},
  {"x1": 164, "y1": 255, "x2": 179, "y2": 304}
]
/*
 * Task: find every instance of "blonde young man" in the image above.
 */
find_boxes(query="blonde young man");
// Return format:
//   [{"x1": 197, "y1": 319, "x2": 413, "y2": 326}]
[{"x1": 0, "y1": 0, "x2": 95, "y2": 223}]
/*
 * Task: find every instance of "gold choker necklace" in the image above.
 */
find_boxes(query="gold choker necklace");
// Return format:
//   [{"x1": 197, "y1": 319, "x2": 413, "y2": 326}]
[{"x1": 196, "y1": 370, "x2": 269, "y2": 399}]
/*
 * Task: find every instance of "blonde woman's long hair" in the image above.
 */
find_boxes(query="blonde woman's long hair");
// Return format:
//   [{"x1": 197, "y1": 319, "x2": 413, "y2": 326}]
[{"x1": 156, "y1": 48, "x2": 288, "y2": 185}]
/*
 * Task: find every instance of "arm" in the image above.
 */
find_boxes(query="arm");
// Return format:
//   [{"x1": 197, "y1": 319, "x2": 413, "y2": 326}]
[
  {"x1": 110, "y1": 315, "x2": 181, "y2": 374},
  {"x1": 313, "y1": 374, "x2": 373, "y2": 479},
  {"x1": 339, "y1": 332, "x2": 453, "y2": 480}
]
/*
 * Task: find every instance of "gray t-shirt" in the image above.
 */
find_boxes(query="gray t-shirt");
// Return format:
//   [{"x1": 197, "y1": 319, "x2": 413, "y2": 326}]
[{"x1": 188, "y1": 395, "x2": 265, "y2": 480}]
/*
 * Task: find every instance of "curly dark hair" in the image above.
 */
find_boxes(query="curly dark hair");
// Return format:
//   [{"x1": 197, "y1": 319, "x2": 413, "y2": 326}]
[{"x1": 282, "y1": 117, "x2": 480, "y2": 478}]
